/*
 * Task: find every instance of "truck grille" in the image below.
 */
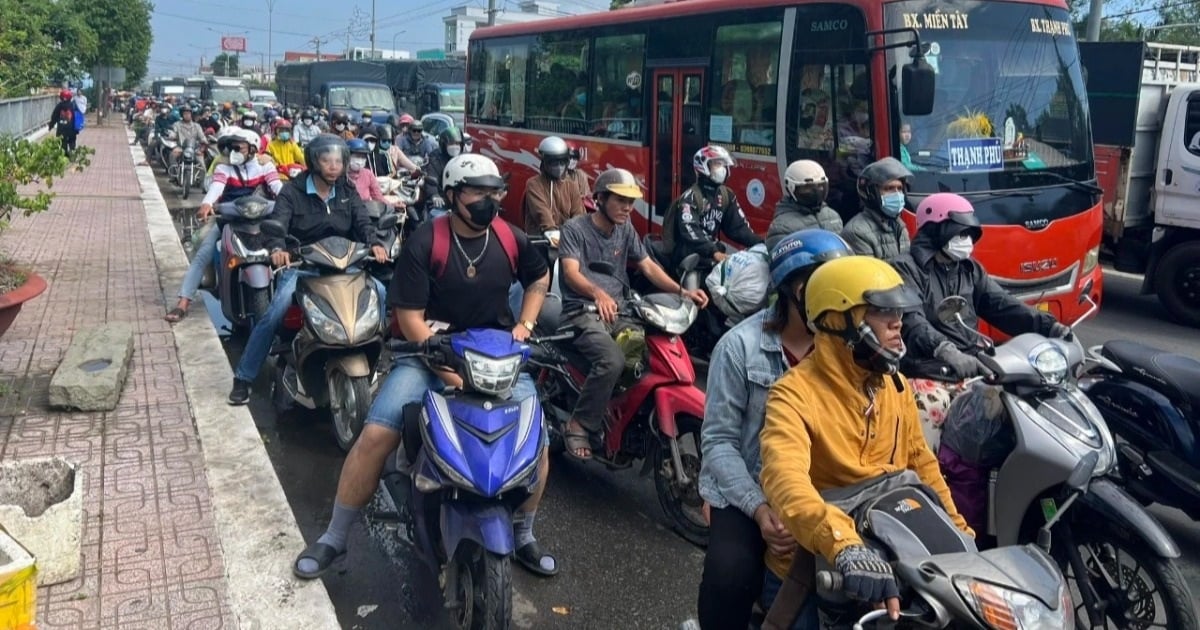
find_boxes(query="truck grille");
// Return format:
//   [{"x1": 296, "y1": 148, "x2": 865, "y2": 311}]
[{"x1": 992, "y1": 264, "x2": 1079, "y2": 300}]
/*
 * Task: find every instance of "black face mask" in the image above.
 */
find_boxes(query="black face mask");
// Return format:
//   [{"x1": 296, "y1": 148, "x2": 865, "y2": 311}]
[
  {"x1": 462, "y1": 196, "x2": 499, "y2": 227},
  {"x1": 793, "y1": 189, "x2": 826, "y2": 210},
  {"x1": 545, "y1": 163, "x2": 566, "y2": 180}
]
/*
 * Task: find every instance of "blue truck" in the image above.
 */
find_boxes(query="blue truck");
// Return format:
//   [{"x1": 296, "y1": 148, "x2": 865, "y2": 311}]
[{"x1": 275, "y1": 60, "x2": 397, "y2": 121}]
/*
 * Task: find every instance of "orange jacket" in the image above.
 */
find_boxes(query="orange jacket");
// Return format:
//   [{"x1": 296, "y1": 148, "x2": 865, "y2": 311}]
[{"x1": 759, "y1": 333, "x2": 971, "y2": 577}]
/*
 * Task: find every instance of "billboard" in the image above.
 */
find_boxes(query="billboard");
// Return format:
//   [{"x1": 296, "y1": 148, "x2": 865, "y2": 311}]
[{"x1": 221, "y1": 36, "x2": 247, "y2": 53}]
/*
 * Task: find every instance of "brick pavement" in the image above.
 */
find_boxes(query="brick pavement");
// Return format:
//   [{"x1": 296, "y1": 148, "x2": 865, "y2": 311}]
[{"x1": 0, "y1": 126, "x2": 237, "y2": 628}]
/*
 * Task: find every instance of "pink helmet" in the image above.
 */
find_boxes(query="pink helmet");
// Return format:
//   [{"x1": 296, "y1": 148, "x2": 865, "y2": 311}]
[{"x1": 915, "y1": 193, "x2": 981, "y2": 239}]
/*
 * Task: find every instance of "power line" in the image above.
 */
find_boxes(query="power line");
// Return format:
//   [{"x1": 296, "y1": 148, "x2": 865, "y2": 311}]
[
  {"x1": 1104, "y1": 0, "x2": 1200, "y2": 20},
  {"x1": 154, "y1": 9, "x2": 316, "y2": 38}
]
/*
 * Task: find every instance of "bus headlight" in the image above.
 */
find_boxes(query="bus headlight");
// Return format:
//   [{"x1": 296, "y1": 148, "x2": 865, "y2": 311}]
[{"x1": 1082, "y1": 245, "x2": 1100, "y2": 274}]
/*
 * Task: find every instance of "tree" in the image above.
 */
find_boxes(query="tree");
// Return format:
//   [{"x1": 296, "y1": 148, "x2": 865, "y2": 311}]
[
  {"x1": 0, "y1": 0, "x2": 55, "y2": 97},
  {"x1": 213, "y1": 53, "x2": 240, "y2": 78},
  {"x1": 1152, "y1": 0, "x2": 1200, "y2": 46},
  {"x1": 75, "y1": 0, "x2": 153, "y2": 87},
  {"x1": 44, "y1": 2, "x2": 100, "y2": 86},
  {"x1": 610, "y1": 0, "x2": 632, "y2": 8}
]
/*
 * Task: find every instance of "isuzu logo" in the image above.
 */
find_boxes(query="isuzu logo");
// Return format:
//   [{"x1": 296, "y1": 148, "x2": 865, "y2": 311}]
[
  {"x1": 1024, "y1": 218, "x2": 1050, "y2": 229},
  {"x1": 1020, "y1": 258, "x2": 1059, "y2": 273}
]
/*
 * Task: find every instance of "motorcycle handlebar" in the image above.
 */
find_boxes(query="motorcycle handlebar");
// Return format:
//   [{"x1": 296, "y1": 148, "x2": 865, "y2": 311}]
[{"x1": 816, "y1": 571, "x2": 842, "y2": 594}]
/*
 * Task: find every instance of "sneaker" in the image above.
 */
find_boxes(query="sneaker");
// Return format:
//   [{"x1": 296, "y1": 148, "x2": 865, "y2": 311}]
[{"x1": 228, "y1": 379, "x2": 252, "y2": 405}]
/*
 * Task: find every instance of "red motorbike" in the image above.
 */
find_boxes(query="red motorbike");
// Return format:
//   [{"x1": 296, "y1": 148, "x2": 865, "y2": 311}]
[{"x1": 533, "y1": 257, "x2": 709, "y2": 545}]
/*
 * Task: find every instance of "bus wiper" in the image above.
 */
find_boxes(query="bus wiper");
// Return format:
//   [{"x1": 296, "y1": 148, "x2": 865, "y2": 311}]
[{"x1": 1017, "y1": 170, "x2": 1103, "y2": 195}]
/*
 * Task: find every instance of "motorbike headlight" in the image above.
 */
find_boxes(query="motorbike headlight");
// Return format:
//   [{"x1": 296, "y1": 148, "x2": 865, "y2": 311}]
[
  {"x1": 463, "y1": 350, "x2": 522, "y2": 396},
  {"x1": 957, "y1": 579, "x2": 1071, "y2": 630},
  {"x1": 353, "y1": 287, "x2": 381, "y2": 339},
  {"x1": 238, "y1": 201, "x2": 271, "y2": 220},
  {"x1": 1030, "y1": 344, "x2": 1068, "y2": 386},
  {"x1": 300, "y1": 294, "x2": 349, "y2": 344},
  {"x1": 636, "y1": 300, "x2": 697, "y2": 335}
]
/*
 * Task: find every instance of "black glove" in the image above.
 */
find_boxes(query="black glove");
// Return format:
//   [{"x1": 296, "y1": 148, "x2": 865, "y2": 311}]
[
  {"x1": 834, "y1": 545, "x2": 900, "y2": 603},
  {"x1": 934, "y1": 342, "x2": 982, "y2": 379},
  {"x1": 1048, "y1": 322, "x2": 1072, "y2": 340}
]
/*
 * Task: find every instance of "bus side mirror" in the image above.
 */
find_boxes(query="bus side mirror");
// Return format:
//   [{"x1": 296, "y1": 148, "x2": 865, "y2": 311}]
[{"x1": 902, "y1": 57, "x2": 935, "y2": 116}]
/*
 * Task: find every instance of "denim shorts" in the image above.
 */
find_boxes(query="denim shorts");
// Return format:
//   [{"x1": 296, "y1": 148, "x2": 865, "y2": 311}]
[{"x1": 366, "y1": 356, "x2": 538, "y2": 432}]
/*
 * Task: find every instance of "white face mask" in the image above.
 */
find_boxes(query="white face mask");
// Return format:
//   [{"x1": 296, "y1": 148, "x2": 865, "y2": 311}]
[
  {"x1": 366, "y1": 141, "x2": 377, "y2": 150},
  {"x1": 229, "y1": 151, "x2": 247, "y2": 166},
  {"x1": 446, "y1": 145, "x2": 462, "y2": 157},
  {"x1": 710, "y1": 165, "x2": 728, "y2": 184},
  {"x1": 349, "y1": 156, "x2": 367, "y2": 171},
  {"x1": 943, "y1": 234, "x2": 974, "y2": 261}
]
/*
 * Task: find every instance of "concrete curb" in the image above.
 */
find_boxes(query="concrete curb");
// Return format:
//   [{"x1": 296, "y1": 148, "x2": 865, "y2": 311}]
[{"x1": 127, "y1": 130, "x2": 340, "y2": 629}]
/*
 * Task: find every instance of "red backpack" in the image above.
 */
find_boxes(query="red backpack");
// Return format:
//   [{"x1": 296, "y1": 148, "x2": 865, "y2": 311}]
[{"x1": 429, "y1": 215, "x2": 518, "y2": 279}]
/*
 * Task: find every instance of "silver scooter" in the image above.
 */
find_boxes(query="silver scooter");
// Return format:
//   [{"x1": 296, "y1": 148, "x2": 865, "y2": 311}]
[{"x1": 936, "y1": 295, "x2": 1197, "y2": 629}]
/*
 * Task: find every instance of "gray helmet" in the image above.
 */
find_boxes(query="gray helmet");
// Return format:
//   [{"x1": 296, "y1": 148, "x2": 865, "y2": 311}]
[
  {"x1": 304, "y1": 133, "x2": 349, "y2": 177},
  {"x1": 857, "y1": 157, "x2": 912, "y2": 210},
  {"x1": 537, "y1": 136, "x2": 570, "y2": 160}
]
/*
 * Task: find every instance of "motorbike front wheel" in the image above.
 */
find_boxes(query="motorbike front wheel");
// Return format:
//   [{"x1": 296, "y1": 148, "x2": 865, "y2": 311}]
[
  {"x1": 328, "y1": 370, "x2": 370, "y2": 452},
  {"x1": 652, "y1": 414, "x2": 709, "y2": 547},
  {"x1": 450, "y1": 543, "x2": 512, "y2": 630},
  {"x1": 1061, "y1": 522, "x2": 1197, "y2": 629},
  {"x1": 246, "y1": 287, "x2": 270, "y2": 323},
  {"x1": 181, "y1": 165, "x2": 192, "y2": 199}
]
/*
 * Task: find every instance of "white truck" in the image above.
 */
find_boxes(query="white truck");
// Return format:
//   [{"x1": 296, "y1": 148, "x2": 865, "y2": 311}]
[{"x1": 1080, "y1": 41, "x2": 1200, "y2": 327}]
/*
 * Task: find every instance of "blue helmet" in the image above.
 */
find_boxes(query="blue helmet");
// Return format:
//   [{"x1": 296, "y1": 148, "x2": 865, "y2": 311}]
[
  {"x1": 346, "y1": 138, "x2": 369, "y2": 154},
  {"x1": 768, "y1": 229, "x2": 852, "y2": 289}
]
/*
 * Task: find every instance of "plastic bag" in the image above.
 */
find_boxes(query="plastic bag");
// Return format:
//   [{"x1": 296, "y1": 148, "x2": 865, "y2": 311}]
[
  {"x1": 613, "y1": 321, "x2": 647, "y2": 388},
  {"x1": 705, "y1": 243, "x2": 771, "y2": 322},
  {"x1": 940, "y1": 382, "x2": 1013, "y2": 467}
]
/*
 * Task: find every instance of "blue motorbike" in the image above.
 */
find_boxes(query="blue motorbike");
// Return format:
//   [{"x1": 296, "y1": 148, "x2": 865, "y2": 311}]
[{"x1": 379, "y1": 326, "x2": 568, "y2": 629}]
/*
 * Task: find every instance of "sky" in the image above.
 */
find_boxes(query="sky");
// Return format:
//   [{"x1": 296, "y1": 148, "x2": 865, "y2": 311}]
[{"x1": 146, "y1": 0, "x2": 605, "y2": 79}]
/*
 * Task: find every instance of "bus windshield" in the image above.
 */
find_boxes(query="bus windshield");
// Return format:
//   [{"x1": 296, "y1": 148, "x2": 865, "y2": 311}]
[
  {"x1": 329, "y1": 86, "x2": 394, "y2": 111},
  {"x1": 885, "y1": 1, "x2": 1092, "y2": 192}
]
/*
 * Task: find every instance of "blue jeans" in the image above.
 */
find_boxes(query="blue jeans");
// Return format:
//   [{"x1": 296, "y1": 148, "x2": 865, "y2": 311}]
[
  {"x1": 508, "y1": 282, "x2": 524, "y2": 319},
  {"x1": 760, "y1": 571, "x2": 820, "y2": 630},
  {"x1": 179, "y1": 226, "x2": 219, "y2": 300},
  {"x1": 366, "y1": 356, "x2": 536, "y2": 433},
  {"x1": 234, "y1": 269, "x2": 386, "y2": 382}
]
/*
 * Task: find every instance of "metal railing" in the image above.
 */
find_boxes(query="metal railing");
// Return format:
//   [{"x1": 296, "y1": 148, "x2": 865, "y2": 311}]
[{"x1": 0, "y1": 94, "x2": 59, "y2": 138}]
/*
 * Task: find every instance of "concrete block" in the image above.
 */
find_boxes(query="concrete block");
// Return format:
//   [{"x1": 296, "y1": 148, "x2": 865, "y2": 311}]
[
  {"x1": 48, "y1": 323, "x2": 134, "y2": 411},
  {"x1": 0, "y1": 457, "x2": 83, "y2": 586}
]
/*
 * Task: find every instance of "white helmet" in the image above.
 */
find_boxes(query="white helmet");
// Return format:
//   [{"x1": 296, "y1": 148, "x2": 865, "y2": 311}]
[
  {"x1": 236, "y1": 129, "x2": 261, "y2": 154},
  {"x1": 784, "y1": 160, "x2": 828, "y2": 201},
  {"x1": 442, "y1": 154, "x2": 505, "y2": 193},
  {"x1": 692, "y1": 145, "x2": 735, "y2": 178}
]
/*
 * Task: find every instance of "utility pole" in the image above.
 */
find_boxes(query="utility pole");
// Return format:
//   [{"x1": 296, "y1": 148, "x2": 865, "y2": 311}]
[
  {"x1": 487, "y1": 0, "x2": 497, "y2": 26},
  {"x1": 1085, "y1": 0, "x2": 1103, "y2": 41},
  {"x1": 266, "y1": 0, "x2": 277, "y2": 81},
  {"x1": 370, "y1": 0, "x2": 377, "y2": 58}
]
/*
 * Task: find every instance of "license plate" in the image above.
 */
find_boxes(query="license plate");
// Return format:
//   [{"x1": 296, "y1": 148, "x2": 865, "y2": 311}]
[{"x1": 1036, "y1": 302, "x2": 1051, "y2": 312}]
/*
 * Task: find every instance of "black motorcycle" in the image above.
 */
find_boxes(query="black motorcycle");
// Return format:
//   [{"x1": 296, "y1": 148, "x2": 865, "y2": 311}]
[{"x1": 1081, "y1": 340, "x2": 1200, "y2": 521}]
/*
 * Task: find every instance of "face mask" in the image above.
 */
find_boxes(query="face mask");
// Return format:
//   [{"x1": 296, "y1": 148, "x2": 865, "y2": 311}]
[
  {"x1": 366, "y1": 141, "x2": 377, "y2": 150},
  {"x1": 854, "y1": 112, "x2": 869, "y2": 124},
  {"x1": 710, "y1": 166, "x2": 728, "y2": 185},
  {"x1": 362, "y1": 119, "x2": 372, "y2": 125},
  {"x1": 335, "y1": 123, "x2": 346, "y2": 131},
  {"x1": 381, "y1": 141, "x2": 392, "y2": 149},
  {"x1": 943, "y1": 234, "x2": 974, "y2": 261},
  {"x1": 349, "y1": 156, "x2": 366, "y2": 171},
  {"x1": 462, "y1": 196, "x2": 500, "y2": 227},
  {"x1": 446, "y1": 145, "x2": 461, "y2": 157},
  {"x1": 568, "y1": 158, "x2": 578, "y2": 171},
  {"x1": 546, "y1": 163, "x2": 566, "y2": 179},
  {"x1": 302, "y1": 119, "x2": 313, "y2": 126},
  {"x1": 242, "y1": 121, "x2": 255, "y2": 128},
  {"x1": 278, "y1": 132, "x2": 291, "y2": 141},
  {"x1": 229, "y1": 151, "x2": 247, "y2": 166},
  {"x1": 793, "y1": 188, "x2": 826, "y2": 209},
  {"x1": 575, "y1": 92, "x2": 586, "y2": 106},
  {"x1": 879, "y1": 191, "x2": 905, "y2": 217}
]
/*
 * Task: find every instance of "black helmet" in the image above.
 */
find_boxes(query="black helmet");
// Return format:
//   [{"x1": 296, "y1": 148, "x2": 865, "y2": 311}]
[
  {"x1": 377, "y1": 124, "x2": 395, "y2": 142},
  {"x1": 409, "y1": 120, "x2": 424, "y2": 132},
  {"x1": 856, "y1": 157, "x2": 912, "y2": 211},
  {"x1": 439, "y1": 127, "x2": 464, "y2": 153},
  {"x1": 179, "y1": 105, "x2": 193, "y2": 114},
  {"x1": 304, "y1": 133, "x2": 349, "y2": 176},
  {"x1": 301, "y1": 108, "x2": 316, "y2": 121},
  {"x1": 331, "y1": 111, "x2": 350, "y2": 125}
]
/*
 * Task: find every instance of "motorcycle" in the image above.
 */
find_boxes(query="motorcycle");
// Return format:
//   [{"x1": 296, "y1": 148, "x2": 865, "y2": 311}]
[
  {"x1": 1080, "y1": 340, "x2": 1200, "y2": 521},
  {"x1": 376, "y1": 321, "x2": 569, "y2": 630},
  {"x1": 363, "y1": 200, "x2": 404, "y2": 289},
  {"x1": 640, "y1": 234, "x2": 728, "y2": 362},
  {"x1": 276, "y1": 162, "x2": 306, "y2": 181},
  {"x1": 532, "y1": 255, "x2": 710, "y2": 545},
  {"x1": 207, "y1": 195, "x2": 277, "y2": 333},
  {"x1": 156, "y1": 132, "x2": 178, "y2": 170},
  {"x1": 263, "y1": 221, "x2": 395, "y2": 451},
  {"x1": 934, "y1": 294, "x2": 1198, "y2": 628},
  {"x1": 170, "y1": 141, "x2": 205, "y2": 200}
]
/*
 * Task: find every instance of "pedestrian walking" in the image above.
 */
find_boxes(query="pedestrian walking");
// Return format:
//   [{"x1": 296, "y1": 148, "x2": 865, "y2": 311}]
[{"x1": 48, "y1": 89, "x2": 80, "y2": 157}]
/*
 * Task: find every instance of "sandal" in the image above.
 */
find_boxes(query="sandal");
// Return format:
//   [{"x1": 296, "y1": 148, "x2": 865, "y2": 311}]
[
  {"x1": 514, "y1": 541, "x2": 558, "y2": 577},
  {"x1": 164, "y1": 307, "x2": 188, "y2": 323},
  {"x1": 293, "y1": 542, "x2": 346, "y2": 580},
  {"x1": 563, "y1": 431, "x2": 593, "y2": 462}
]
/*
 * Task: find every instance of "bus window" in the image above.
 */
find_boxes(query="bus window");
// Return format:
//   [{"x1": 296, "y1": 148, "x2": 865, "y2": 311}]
[
  {"x1": 708, "y1": 21, "x2": 782, "y2": 151},
  {"x1": 469, "y1": 37, "x2": 530, "y2": 125},
  {"x1": 593, "y1": 33, "x2": 646, "y2": 141},
  {"x1": 529, "y1": 33, "x2": 590, "y2": 135}
]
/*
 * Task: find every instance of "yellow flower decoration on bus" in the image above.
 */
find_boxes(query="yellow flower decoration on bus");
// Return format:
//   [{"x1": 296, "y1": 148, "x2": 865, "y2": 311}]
[{"x1": 947, "y1": 109, "x2": 994, "y2": 139}]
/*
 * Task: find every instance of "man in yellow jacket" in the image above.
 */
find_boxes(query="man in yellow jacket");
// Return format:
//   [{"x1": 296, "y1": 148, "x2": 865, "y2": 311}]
[{"x1": 760, "y1": 255, "x2": 972, "y2": 624}]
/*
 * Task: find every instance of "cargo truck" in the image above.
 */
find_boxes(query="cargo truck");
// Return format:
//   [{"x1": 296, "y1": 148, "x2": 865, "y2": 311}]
[{"x1": 275, "y1": 61, "x2": 397, "y2": 121}]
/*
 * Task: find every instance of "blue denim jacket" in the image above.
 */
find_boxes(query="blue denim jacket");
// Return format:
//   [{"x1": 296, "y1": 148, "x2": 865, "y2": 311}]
[{"x1": 699, "y1": 308, "x2": 789, "y2": 517}]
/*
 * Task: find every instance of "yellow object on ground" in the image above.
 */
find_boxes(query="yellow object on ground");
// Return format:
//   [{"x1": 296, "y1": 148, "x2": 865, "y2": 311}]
[{"x1": 0, "y1": 528, "x2": 37, "y2": 630}]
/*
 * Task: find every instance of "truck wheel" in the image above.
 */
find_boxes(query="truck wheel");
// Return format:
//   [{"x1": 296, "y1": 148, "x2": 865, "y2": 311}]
[{"x1": 1155, "y1": 241, "x2": 1200, "y2": 328}]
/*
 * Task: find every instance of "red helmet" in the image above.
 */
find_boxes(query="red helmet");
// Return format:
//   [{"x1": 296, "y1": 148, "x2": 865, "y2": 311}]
[
  {"x1": 60, "y1": 89, "x2": 72, "y2": 100},
  {"x1": 398, "y1": 113, "x2": 415, "y2": 125},
  {"x1": 273, "y1": 118, "x2": 293, "y2": 131}
]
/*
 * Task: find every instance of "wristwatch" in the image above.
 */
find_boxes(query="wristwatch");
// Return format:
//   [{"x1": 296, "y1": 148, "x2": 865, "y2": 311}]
[{"x1": 521, "y1": 320, "x2": 536, "y2": 332}]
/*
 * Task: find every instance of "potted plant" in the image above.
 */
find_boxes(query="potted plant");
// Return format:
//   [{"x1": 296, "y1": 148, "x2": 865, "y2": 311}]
[{"x1": 0, "y1": 135, "x2": 91, "y2": 337}]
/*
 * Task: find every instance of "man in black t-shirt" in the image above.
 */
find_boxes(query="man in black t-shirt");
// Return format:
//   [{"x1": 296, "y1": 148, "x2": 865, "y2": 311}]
[{"x1": 294, "y1": 154, "x2": 560, "y2": 580}]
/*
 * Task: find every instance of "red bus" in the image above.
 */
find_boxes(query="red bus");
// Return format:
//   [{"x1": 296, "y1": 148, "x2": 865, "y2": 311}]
[{"x1": 466, "y1": 0, "x2": 1103, "y2": 324}]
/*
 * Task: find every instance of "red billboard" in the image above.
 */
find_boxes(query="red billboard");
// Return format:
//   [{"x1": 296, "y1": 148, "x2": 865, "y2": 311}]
[{"x1": 221, "y1": 36, "x2": 247, "y2": 53}]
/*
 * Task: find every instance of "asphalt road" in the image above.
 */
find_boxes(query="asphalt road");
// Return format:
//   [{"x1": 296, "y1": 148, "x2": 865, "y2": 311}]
[{"x1": 153, "y1": 163, "x2": 1199, "y2": 629}]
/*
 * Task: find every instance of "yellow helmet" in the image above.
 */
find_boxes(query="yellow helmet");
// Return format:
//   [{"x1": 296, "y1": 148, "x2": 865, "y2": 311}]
[{"x1": 805, "y1": 255, "x2": 919, "y2": 324}]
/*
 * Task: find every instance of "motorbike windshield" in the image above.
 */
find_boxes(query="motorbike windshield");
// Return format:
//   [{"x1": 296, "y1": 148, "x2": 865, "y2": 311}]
[{"x1": 885, "y1": 0, "x2": 1093, "y2": 192}]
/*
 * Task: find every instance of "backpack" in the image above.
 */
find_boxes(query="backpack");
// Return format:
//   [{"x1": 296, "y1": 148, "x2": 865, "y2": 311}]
[
  {"x1": 429, "y1": 215, "x2": 518, "y2": 280},
  {"x1": 73, "y1": 105, "x2": 85, "y2": 133}
]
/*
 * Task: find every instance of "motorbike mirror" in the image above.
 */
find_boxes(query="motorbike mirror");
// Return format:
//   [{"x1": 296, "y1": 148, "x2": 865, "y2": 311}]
[
  {"x1": 936, "y1": 296, "x2": 969, "y2": 326},
  {"x1": 363, "y1": 200, "x2": 388, "y2": 220},
  {"x1": 260, "y1": 219, "x2": 287, "y2": 238},
  {"x1": 588, "y1": 261, "x2": 617, "y2": 276},
  {"x1": 679, "y1": 253, "x2": 702, "y2": 274},
  {"x1": 537, "y1": 293, "x2": 563, "y2": 332},
  {"x1": 377, "y1": 212, "x2": 399, "y2": 231},
  {"x1": 1067, "y1": 451, "x2": 1098, "y2": 491}
]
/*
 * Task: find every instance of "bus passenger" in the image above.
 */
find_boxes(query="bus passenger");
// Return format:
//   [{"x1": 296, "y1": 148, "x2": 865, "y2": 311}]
[
  {"x1": 662, "y1": 145, "x2": 763, "y2": 274},
  {"x1": 840, "y1": 157, "x2": 912, "y2": 260},
  {"x1": 524, "y1": 136, "x2": 584, "y2": 237}
]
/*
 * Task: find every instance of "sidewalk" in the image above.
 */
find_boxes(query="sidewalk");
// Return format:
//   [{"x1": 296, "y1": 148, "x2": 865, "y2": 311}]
[{"x1": 0, "y1": 125, "x2": 338, "y2": 627}]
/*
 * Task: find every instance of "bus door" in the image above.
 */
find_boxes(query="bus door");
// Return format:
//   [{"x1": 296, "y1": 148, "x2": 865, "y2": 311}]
[{"x1": 650, "y1": 68, "x2": 706, "y2": 231}]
